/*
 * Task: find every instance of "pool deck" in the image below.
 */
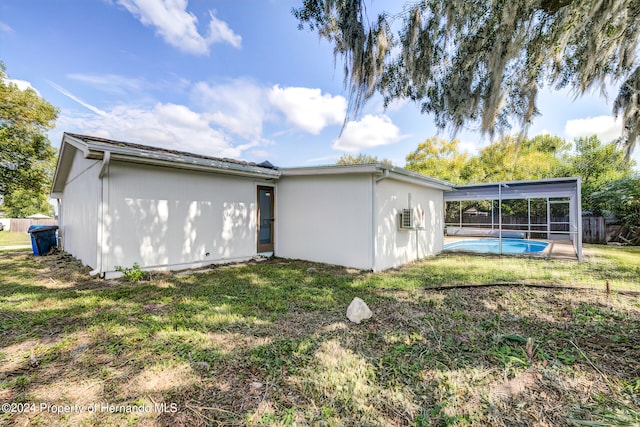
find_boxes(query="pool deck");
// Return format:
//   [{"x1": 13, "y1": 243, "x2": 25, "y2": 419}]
[{"x1": 443, "y1": 236, "x2": 579, "y2": 261}]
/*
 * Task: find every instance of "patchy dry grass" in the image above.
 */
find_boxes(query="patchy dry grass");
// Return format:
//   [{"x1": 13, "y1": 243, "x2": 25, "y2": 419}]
[
  {"x1": 0, "y1": 232, "x2": 31, "y2": 248},
  {"x1": 0, "y1": 246, "x2": 639, "y2": 426}
]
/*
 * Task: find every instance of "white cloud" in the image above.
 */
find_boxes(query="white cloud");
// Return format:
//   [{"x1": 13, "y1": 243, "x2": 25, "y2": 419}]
[
  {"x1": 206, "y1": 11, "x2": 241, "y2": 48},
  {"x1": 457, "y1": 140, "x2": 480, "y2": 155},
  {"x1": 269, "y1": 85, "x2": 346, "y2": 134},
  {"x1": 56, "y1": 102, "x2": 240, "y2": 158},
  {"x1": 51, "y1": 75, "x2": 368, "y2": 159},
  {"x1": 51, "y1": 84, "x2": 241, "y2": 157},
  {"x1": 250, "y1": 149, "x2": 270, "y2": 158},
  {"x1": 67, "y1": 73, "x2": 144, "y2": 94},
  {"x1": 305, "y1": 155, "x2": 339, "y2": 164},
  {"x1": 384, "y1": 98, "x2": 409, "y2": 113},
  {"x1": 369, "y1": 96, "x2": 408, "y2": 115},
  {"x1": 332, "y1": 115, "x2": 402, "y2": 152},
  {"x1": 116, "y1": 0, "x2": 241, "y2": 55},
  {"x1": 564, "y1": 116, "x2": 640, "y2": 169},
  {"x1": 6, "y1": 79, "x2": 39, "y2": 95},
  {"x1": 564, "y1": 115, "x2": 623, "y2": 143},
  {"x1": 193, "y1": 79, "x2": 267, "y2": 140},
  {"x1": 0, "y1": 22, "x2": 13, "y2": 34}
]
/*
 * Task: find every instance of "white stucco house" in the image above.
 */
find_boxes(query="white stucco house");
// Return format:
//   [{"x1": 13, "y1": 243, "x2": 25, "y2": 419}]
[{"x1": 51, "y1": 133, "x2": 453, "y2": 278}]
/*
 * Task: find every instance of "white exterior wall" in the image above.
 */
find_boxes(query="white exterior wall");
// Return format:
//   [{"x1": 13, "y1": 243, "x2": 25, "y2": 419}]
[
  {"x1": 60, "y1": 148, "x2": 101, "y2": 268},
  {"x1": 276, "y1": 174, "x2": 373, "y2": 270},
  {"x1": 103, "y1": 162, "x2": 262, "y2": 275},
  {"x1": 374, "y1": 179, "x2": 444, "y2": 271}
]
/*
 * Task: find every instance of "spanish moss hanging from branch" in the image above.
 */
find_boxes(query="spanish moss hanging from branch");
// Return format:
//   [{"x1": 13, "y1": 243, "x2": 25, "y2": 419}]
[{"x1": 293, "y1": 0, "x2": 640, "y2": 158}]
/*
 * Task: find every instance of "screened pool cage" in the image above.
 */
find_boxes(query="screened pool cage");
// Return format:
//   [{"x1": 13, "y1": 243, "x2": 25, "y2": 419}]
[{"x1": 443, "y1": 178, "x2": 583, "y2": 260}]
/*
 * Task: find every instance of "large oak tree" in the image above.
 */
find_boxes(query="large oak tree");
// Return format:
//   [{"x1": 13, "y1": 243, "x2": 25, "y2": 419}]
[
  {"x1": 294, "y1": 0, "x2": 640, "y2": 158},
  {"x1": 0, "y1": 62, "x2": 58, "y2": 216}
]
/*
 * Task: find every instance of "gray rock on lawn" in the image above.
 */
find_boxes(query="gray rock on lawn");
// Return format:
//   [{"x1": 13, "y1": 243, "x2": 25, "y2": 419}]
[{"x1": 346, "y1": 297, "x2": 373, "y2": 324}]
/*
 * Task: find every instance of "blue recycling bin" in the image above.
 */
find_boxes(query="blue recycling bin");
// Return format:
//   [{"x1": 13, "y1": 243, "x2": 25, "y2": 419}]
[{"x1": 28, "y1": 225, "x2": 59, "y2": 255}]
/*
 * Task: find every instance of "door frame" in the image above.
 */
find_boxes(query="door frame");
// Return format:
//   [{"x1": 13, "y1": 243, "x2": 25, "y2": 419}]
[{"x1": 257, "y1": 185, "x2": 275, "y2": 252}]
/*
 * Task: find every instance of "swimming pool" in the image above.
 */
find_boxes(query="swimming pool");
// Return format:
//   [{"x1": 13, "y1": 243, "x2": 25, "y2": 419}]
[{"x1": 443, "y1": 238, "x2": 549, "y2": 254}]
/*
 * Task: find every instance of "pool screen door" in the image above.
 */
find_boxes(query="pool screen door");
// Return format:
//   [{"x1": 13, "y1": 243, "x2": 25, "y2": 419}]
[{"x1": 257, "y1": 186, "x2": 274, "y2": 252}]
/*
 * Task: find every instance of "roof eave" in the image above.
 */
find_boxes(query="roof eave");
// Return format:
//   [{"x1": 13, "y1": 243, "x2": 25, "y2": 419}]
[
  {"x1": 384, "y1": 170, "x2": 453, "y2": 191},
  {"x1": 281, "y1": 164, "x2": 453, "y2": 190},
  {"x1": 281, "y1": 164, "x2": 380, "y2": 176},
  {"x1": 51, "y1": 134, "x2": 280, "y2": 197},
  {"x1": 83, "y1": 140, "x2": 280, "y2": 178},
  {"x1": 382, "y1": 165, "x2": 455, "y2": 190},
  {"x1": 107, "y1": 152, "x2": 280, "y2": 179},
  {"x1": 51, "y1": 134, "x2": 85, "y2": 195}
]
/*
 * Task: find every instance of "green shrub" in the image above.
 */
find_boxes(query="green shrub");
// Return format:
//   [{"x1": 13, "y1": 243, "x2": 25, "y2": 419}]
[{"x1": 114, "y1": 262, "x2": 147, "y2": 282}]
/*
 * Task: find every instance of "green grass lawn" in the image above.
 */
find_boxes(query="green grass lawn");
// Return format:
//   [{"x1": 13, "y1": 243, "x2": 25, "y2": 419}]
[
  {"x1": 0, "y1": 231, "x2": 31, "y2": 247},
  {"x1": 394, "y1": 244, "x2": 640, "y2": 291},
  {"x1": 0, "y1": 246, "x2": 639, "y2": 426}
]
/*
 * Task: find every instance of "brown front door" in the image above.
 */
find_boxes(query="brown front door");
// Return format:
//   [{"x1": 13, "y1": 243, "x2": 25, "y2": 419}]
[{"x1": 257, "y1": 186, "x2": 274, "y2": 252}]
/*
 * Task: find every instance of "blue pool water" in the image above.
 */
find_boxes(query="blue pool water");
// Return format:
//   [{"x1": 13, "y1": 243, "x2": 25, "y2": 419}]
[{"x1": 444, "y1": 238, "x2": 549, "y2": 254}]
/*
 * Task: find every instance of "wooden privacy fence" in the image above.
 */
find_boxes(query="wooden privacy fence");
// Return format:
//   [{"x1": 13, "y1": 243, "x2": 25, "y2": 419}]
[
  {"x1": 8, "y1": 219, "x2": 58, "y2": 233},
  {"x1": 582, "y1": 216, "x2": 606, "y2": 244}
]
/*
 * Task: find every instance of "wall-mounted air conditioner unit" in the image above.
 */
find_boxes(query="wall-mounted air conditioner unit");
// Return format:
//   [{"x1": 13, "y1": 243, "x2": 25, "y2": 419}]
[
  {"x1": 399, "y1": 208, "x2": 426, "y2": 230},
  {"x1": 399, "y1": 208, "x2": 414, "y2": 229}
]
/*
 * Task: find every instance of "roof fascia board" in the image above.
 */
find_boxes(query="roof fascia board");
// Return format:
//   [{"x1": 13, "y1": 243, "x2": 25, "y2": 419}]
[
  {"x1": 281, "y1": 164, "x2": 380, "y2": 176},
  {"x1": 51, "y1": 142, "x2": 69, "y2": 194},
  {"x1": 108, "y1": 153, "x2": 280, "y2": 179},
  {"x1": 383, "y1": 166, "x2": 454, "y2": 190},
  {"x1": 63, "y1": 134, "x2": 91, "y2": 157},
  {"x1": 281, "y1": 164, "x2": 453, "y2": 190},
  {"x1": 51, "y1": 135, "x2": 85, "y2": 194},
  {"x1": 385, "y1": 170, "x2": 453, "y2": 190},
  {"x1": 82, "y1": 142, "x2": 280, "y2": 178}
]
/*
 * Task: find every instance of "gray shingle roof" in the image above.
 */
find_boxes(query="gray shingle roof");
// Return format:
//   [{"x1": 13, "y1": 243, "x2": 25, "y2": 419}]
[{"x1": 64, "y1": 133, "x2": 278, "y2": 170}]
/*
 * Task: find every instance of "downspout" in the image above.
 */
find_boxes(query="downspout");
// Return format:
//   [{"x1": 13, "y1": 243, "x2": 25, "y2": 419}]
[
  {"x1": 57, "y1": 199, "x2": 63, "y2": 249},
  {"x1": 375, "y1": 168, "x2": 390, "y2": 183},
  {"x1": 371, "y1": 175, "x2": 376, "y2": 271},
  {"x1": 90, "y1": 151, "x2": 110, "y2": 277}
]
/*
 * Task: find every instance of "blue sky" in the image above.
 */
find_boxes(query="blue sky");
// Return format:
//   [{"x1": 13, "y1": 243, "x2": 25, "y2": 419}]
[{"x1": 1, "y1": 0, "x2": 638, "y2": 168}]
